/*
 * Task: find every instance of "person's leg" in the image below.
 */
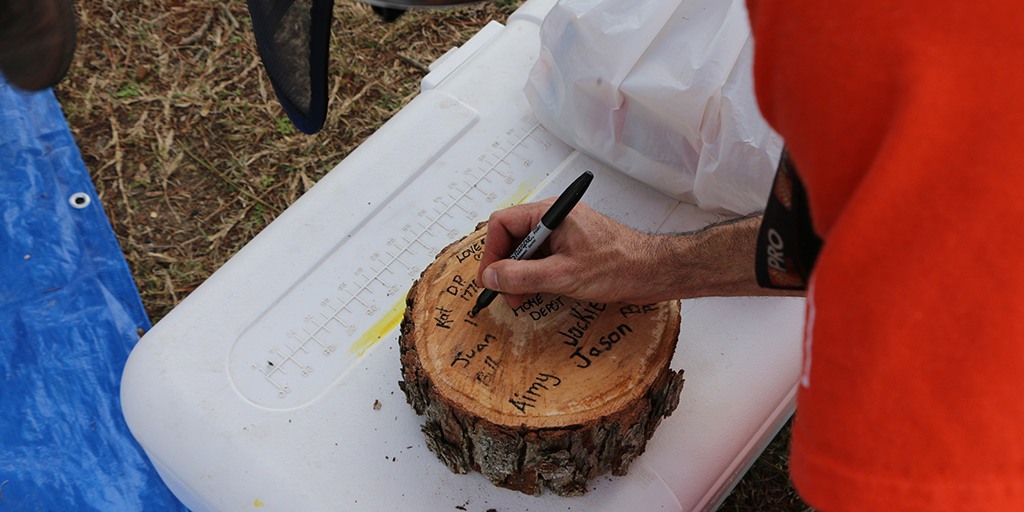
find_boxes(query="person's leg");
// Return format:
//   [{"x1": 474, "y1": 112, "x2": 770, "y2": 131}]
[{"x1": 0, "y1": 0, "x2": 76, "y2": 91}]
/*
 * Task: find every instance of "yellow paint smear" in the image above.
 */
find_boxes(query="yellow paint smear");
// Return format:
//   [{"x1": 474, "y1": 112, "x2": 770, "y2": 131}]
[
  {"x1": 349, "y1": 299, "x2": 406, "y2": 357},
  {"x1": 497, "y1": 180, "x2": 537, "y2": 210},
  {"x1": 253, "y1": 499, "x2": 264, "y2": 507}
]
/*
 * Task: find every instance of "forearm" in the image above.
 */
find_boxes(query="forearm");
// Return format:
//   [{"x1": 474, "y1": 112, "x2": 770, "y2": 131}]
[{"x1": 640, "y1": 213, "x2": 805, "y2": 300}]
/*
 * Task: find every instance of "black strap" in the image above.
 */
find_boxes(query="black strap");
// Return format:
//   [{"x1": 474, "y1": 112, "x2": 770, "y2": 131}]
[{"x1": 755, "y1": 147, "x2": 823, "y2": 290}]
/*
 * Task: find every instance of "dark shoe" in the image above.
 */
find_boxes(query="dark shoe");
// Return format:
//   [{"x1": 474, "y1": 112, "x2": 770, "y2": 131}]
[
  {"x1": 0, "y1": 0, "x2": 77, "y2": 91},
  {"x1": 372, "y1": 6, "x2": 406, "y2": 22}
]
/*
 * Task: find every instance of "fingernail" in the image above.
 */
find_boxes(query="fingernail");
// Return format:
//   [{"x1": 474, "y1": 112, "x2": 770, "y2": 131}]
[{"x1": 482, "y1": 267, "x2": 499, "y2": 289}]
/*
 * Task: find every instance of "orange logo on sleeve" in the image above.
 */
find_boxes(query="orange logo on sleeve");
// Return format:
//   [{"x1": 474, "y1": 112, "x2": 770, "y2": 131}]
[{"x1": 773, "y1": 168, "x2": 793, "y2": 210}]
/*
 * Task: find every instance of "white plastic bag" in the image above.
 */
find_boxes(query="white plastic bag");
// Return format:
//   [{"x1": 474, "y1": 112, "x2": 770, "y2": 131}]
[{"x1": 525, "y1": 0, "x2": 783, "y2": 215}]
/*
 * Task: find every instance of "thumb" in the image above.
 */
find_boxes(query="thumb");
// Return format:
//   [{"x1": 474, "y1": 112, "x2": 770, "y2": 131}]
[
  {"x1": 480, "y1": 262, "x2": 524, "y2": 310},
  {"x1": 482, "y1": 257, "x2": 571, "y2": 297}
]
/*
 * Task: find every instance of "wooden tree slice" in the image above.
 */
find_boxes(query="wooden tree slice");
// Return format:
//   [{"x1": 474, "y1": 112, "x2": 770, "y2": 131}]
[{"x1": 399, "y1": 224, "x2": 684, "y2": 496}]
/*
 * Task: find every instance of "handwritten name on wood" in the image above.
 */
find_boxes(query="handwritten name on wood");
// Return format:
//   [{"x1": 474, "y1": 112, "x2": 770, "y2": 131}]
[
  {"x1": 568, "y1": 323, "x2": 632, "y2": 369},
  {"x1": 556, "y1": 301, "x2": 607, "y2": 346},
  {"x1": 450, "y1": 333, "x2": 497, "y2": 368},
  {"x1": 509, "y1": 373, "x2": 562, "y2": 413},
  {"x1": 445, "y1": 274, "x2": 481, "y2": 303}
]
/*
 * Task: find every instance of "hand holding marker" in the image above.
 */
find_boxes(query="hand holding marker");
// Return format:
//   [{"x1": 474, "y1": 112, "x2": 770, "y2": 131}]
[{"x1": 471, "y1": 171, "x2": 594, "y2": 317}]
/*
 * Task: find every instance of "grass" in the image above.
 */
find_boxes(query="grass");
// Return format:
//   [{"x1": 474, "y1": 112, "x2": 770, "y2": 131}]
[{"x1": 55, "y1": 0, "x2": 812, "y2": 509}]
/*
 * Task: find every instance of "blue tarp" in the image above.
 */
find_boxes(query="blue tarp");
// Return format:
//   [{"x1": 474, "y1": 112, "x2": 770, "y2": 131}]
[{"x1": 0, "y1": 74, "x2": 188, "y2": 511}]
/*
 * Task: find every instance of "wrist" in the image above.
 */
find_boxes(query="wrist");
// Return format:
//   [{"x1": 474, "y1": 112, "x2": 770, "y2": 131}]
[{"x1": 646, "y1": 214, "x2": 776, "y2": 300}]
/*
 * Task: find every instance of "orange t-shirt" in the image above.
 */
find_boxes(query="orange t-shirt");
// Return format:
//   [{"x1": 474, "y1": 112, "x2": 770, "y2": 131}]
[{"x1": 747, "y1": 1, "x2": 1024, "y2": 511}]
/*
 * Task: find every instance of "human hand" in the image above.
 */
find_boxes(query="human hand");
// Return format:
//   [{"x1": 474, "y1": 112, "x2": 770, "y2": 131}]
[{"x1": 477, "y1": 200, "x2": 669, "y2": 309}]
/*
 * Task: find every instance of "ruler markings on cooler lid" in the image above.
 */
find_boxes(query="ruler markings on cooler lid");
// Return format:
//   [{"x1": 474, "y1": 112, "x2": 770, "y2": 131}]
[{"x1": 228, "y1": 115, "x2": 573, "y2": 409}]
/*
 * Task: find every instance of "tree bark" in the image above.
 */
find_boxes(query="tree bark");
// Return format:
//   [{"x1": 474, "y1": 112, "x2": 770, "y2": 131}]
[{"x1": 399, "y1": 224, "x2": 684, "y2": 496}]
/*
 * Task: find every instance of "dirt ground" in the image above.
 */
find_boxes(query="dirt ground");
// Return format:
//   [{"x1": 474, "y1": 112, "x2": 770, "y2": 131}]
[{"x1": 54, "y1": 0, "x2": 812, "y2": 509}]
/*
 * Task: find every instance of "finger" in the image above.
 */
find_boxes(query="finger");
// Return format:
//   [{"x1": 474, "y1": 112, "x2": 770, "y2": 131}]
[
  {"x1": 477, "y1": 199, "x2": 555, "y2": 282},
  {"x1": 484, "y1": 255, "x2": 576, "y2": 297},
  {"x1": 503, "y1": 292, "x2": 527, "y2": 310}
]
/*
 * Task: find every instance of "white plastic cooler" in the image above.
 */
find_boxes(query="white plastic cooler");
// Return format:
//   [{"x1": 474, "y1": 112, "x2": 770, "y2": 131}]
[{"x1": 120, "y1": 0, "x2": 805, "y2": 510}]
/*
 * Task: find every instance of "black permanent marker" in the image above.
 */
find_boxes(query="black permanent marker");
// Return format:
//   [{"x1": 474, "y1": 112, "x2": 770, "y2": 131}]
[{"x1": 471, "y1": 171, "x2": 594, "y2": 317}]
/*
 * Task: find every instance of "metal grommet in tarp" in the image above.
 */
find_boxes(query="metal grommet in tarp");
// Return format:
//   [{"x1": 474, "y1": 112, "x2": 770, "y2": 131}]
[{"x1": 69, "y1": 191, "x2": 90, "y2": 208}]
